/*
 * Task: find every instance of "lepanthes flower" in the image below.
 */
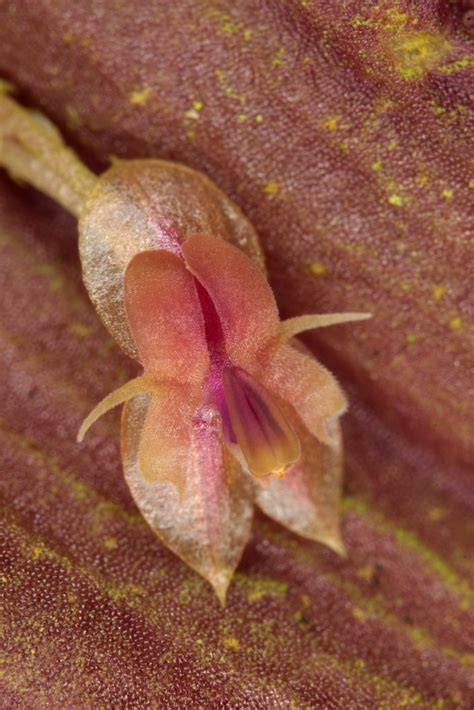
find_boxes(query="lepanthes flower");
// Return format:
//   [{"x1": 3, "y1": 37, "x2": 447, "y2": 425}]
[
  {"x1": 0, "y1": 95, "x2": 370, "y2": 601},
  {"x1": 78, "y1": 232, "x2": 369, "y2": 602},
  {"x1": 0, "y1": 88, "x2": 369, "y2": 600}
]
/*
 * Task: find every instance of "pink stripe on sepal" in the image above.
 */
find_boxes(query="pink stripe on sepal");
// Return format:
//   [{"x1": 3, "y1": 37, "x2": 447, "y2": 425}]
[
  {"x1": 121, "y1": 394, "x2": 255, "y2": 605},
  {"x1": 124, "y1": 249, "x2": 209, "y2": 383}
]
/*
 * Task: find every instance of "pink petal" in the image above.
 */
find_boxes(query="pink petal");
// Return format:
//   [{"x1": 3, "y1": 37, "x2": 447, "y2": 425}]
[
  {"x1": 124, "y1": 250, "x2": 209, "y2": 382},
  {"x1": 182, "y1": 234, "x2": 280, "y2": 368},
  {"x1": 260, "y1": 343, "x2": 347, "y2": 446},
  {"x1": 121, "y1": 392, "x2": 255, "y2": 604},
  {"x1": 136, "y1": 383, "x2": 200, "y2": 490},
  {"x1": 256, "y1": 408, "x2": 345, "y2": 556}
]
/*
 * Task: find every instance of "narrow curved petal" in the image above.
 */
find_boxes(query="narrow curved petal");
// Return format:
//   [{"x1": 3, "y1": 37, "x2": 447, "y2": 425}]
[
  {"x1": 182, "y1": 234, "x2": 280, "y2": 368},
  {"x1": 121, "y1": 394, "x2": 255, "y2": 604},
  {"x1": 260, "y1": 344, "x2": 347, "y2": 446},
  {"x1": 281, "y1": 312, "x2": 371, "y2": 339},
  {"x1": 256, "y1": 408, "x2": 345, "y2": 556},
  {"x1": 77, "y1": 375, "x2": 157, "y2": 442},
  {"x1": 124, "y1": 250, "x2": 209, "y2": 383}
]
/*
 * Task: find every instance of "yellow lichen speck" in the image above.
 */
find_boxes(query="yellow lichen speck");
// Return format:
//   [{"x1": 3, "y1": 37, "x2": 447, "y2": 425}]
[
  {"x1": 322, "y1": 115, "x2": 340, "y2": 132},
  {"x1": 388, "y1": 194, "x2": 404, "y2": 207},
  {"x1": 70, "y1": 323, "x2": 91, "y2": 338},
  {"x1": 432, "y1": 285, "x2": 447, "y2": 302},
  {"x1": 222, "y1": 636, "x2": 240, "y2": 651},
  {"x1": 129, "y1": 87, "x2": 152, "y2": 106},
  {"x1": 389, "y1": 31, "x2": 451, "y2": 80},
  {"x1": 263, "y1": 181, "x2": 282, "y2": 198},
  {"x1": 184, "y1": 100, "x2": 204, "y2": 120},
  {"x1": 65, "y1": 104, "x2": 82, "y2": 128},
  {"x1": 310, "y1": 262, "x2": 327, "y2": 277}
]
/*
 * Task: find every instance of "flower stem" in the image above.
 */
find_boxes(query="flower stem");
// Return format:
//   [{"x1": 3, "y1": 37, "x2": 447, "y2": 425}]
[{"x1": 0, "y1": 84, "x2": 97, "y2": 216}]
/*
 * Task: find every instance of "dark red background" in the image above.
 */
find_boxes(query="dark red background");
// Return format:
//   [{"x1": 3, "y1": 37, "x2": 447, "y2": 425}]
[{"x1": 0, "y1": 1, "x2": 473, "y2": 707}]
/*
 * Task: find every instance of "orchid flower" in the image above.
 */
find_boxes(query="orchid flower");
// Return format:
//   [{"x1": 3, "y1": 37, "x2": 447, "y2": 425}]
[
  {"x1": 78, "y1": 232, "x2": 369, "y2": 602},
  {"x1": 0, "y1": 91, "x2": 370, "y2": 602}
]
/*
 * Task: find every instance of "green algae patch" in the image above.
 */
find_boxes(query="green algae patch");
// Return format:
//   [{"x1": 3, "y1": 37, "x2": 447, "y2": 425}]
[
  {"x1": 234, "y1": 573, "x2": 288, "y2": 602},
  {"x1": 178, "y1": 575, "x2": 208, "y2": 605},
  {"x1": 394, "y1": 528, "x2": 474, "y2": 607},
  {"x1": 342, "y1": 495, "x2": 369, "y2": 516},
  {"x1": 343, "y1": 495, "x2": 474, "y2": 608},
  {"x1": 389, "y1": 31, "x2": 451, "y2": 80}
]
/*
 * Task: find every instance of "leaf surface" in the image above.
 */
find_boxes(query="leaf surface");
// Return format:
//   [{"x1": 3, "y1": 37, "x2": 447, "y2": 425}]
[{"x1": 0, "y1": 1, "x2": 473, "y2": 707}]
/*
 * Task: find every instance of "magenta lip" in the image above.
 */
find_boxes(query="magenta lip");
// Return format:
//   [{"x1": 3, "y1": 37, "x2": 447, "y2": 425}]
[
  {"x1": 205, "y1": 361, "x2": 236, "y2": 443},
  {"x1": 194, "y1": 278, "x2": 226, "y2": 355},
  {"x1": 193, "y1": 278, "x2": 236, "y2": 441}
]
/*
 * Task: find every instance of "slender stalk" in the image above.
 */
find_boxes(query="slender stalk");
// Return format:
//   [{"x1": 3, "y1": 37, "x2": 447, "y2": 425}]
[{"x1": 0, "y1": 85, "x2": 97, "y2": 216}]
